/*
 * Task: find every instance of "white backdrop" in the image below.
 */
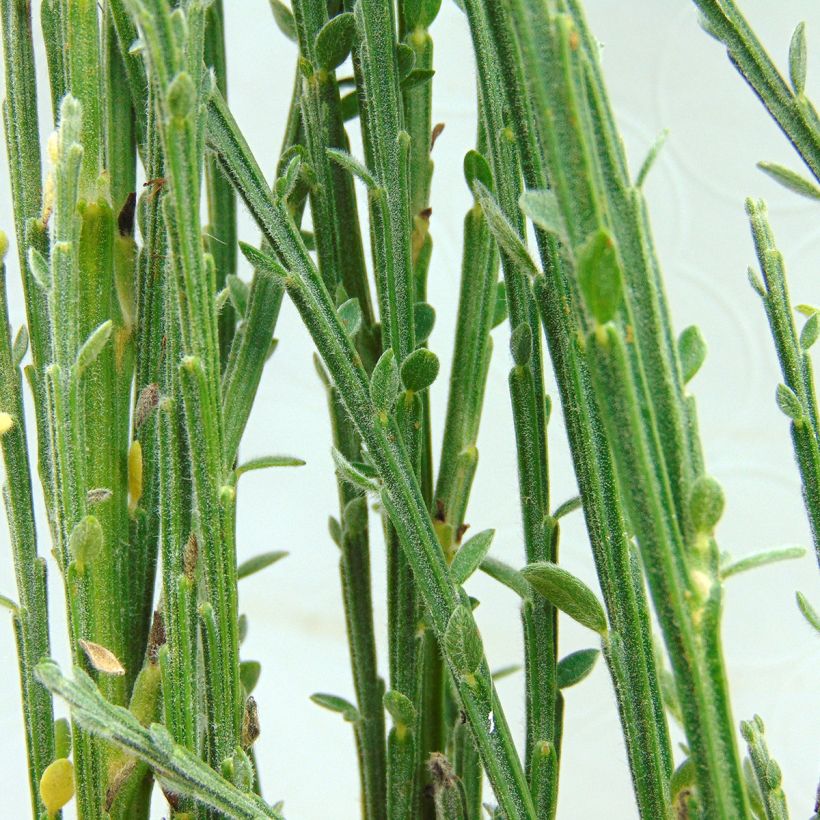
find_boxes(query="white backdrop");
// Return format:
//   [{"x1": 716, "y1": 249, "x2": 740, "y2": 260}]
[{"x1": 0, "y1": 1, "x2": 818, "y2": 817}]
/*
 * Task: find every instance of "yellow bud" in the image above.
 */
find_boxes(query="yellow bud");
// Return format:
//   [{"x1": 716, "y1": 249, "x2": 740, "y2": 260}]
[
  {"x1": 0, "y1": 412, "x2": 14, "y2": 436},
  {"x1": 0, "y1": 230, "x2": 8, "y2": 262},
  {"x1": 40, "y1": 758, "x2": 74, "y2": 817},
  {"x1": 42, "y1": 173, "x2": 55, "y2": 224},
  {"x1": 128, "y1": 440, "x2": 143, "y2": 514}
]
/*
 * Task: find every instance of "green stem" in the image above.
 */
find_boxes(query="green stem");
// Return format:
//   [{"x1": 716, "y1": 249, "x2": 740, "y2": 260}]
[{"x1": 205, "y1": 92, "x2": 535, "y2": 818}]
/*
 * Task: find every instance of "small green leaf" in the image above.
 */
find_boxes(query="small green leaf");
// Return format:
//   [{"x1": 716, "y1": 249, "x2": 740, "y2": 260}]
[
  {"x1": 521, "y1": 562, "x2": 607, "y2": 634},
  {"x1": 370, "y1": 348, "x2": 400, "y2": 414},
  {"x1": 397, "y1": 43, "x2": 415, "y2": 79},
  {"x1": 444, "y1": 605, "x2": 483, "y2": 680},
  {"x1": 789, "y1": 22, "x2": 807, "y2": 96},
  {"x1": 383, "y1": 690, "x2": 416, "y2": 727},
  {"x1": 796, "y1": 591, "x2": 820, "y2": 633},
  {"x1": 69, "y1": 515, "x2": 103, "y2": 571},
  {"x1": 553, "y1": 496, "x2": 582, "y2": 520},
  {"x1": 800, "y1": 312, "x2": 819, "y2": 350},
  {"x1": 269, "y1": 0, "x2": 297, "y2": 42},
  {"x1": 510, "y1": 323, "x2": 532, "y2": 367},
  {"x1": 463, "y1": 150, "x2": 493, "y2": 193},
  {"x1": 237, "y1": 551, "x2": 288, "y2": 580},
  {"x1": 74, "y1": 320, "x2": 113, "y2": 378},
  {"x1": 239, "y1": 660, "x2": 261, "y2": 694},
  {"x1": 54, "y1": 717, "x2": 71, "y2": 759},
  {"x1": 332, "y1": 448, "x2": 380, "y2": 492},
  {"x1": 327, "y1": 148, "x2": 377, "y2": 188},
  {"x1": 27, "y1": 247, "x2": 50, "y2": 290},
  {"x1": 414, "y1": 302, "x2": 435, "y2": 344},
  {"x1": 757, "y1": 162, "x2": 820, "y2": 201},
  {"x1": 474, "y1": 182, "x2": 539, "y2": 278},
  {"x1": 747, "y1": 267, "x2": 766, "y2": 298},
  {"x1": 519, "y1": 189, "x2": 565, "y2": 241},
  {"x1": 450, "y1": 529, "x2": 495, "y2": 585},
  {"x1": 315, "y1": 12, "x2": 355, "y2": 71},
  {"x1": 400, "y1": 349, "x2": 439, "y2": 392},
  {"x1": 635, "y1": 129, "x2": 669, "y2": 188},
  {"x1": 343, "y1": 496, "x2": 368, "y2": 536},
  {"x1": 401, "y1": 68, "x2": 435, "y2": 90},
  {"x1": 720, "y1": 546, "x2": 804, "y2": 580},
  {"x1": 167, "y1": 72, "x2": 197, "y2": 119},
  {"x1": 402, "y1": 0, "x2": 442, "y2": 29},
  {"x1": 328, "y1": 516, "x2": 342, "y2": 547},
  {"x1": 557, "y1": 648, "x2": 599, "y2": 689},
  {"x1": 576, "y1": 229, "x2": 624, "y2": 324},
  {"x1": 275, "y1": 153, "x2": 302, "y2": 200},
  {"x1": 236, "y1": 455, "x2": 305, "y2": 477},
  {"x1": 688, "y1": 475, "x2": 725, "y2": 534},
  {"x1": 0, "y1": 593, "x2": 18, "y2": 613},
  {"x1": 776, "y1": 383, "x2": 803, "y2": 422},
  {"x1": 796, "y1": 304, "x2": 818, "y2": 317},
  {"x1": 678, "y1": 325, "x2": 707, "y2": 384},
  {"x1": 491, "y1": 664, "x2": 522, "y2": 681},
  {"x1": 227, "y1": 275, "x2": 249, "y2": 317},
  {"x1": 491, "y1": 282, "x2": 508, "y2": 328},
  {"x1": 480, "y1": 557, "x2": 531, "y2": 599},
  {"x1": 310, "y1": 692, "x2": 360, "y2": 722},
  {"x1": 670, "y1": 758, "x2": 696, "y2": 801},
  {"x1": 12, "y1": 325, "x2": 28, "y2": 369},
  {"x1": 337, "y1": 297, "x2": 362, "y2": 337}
]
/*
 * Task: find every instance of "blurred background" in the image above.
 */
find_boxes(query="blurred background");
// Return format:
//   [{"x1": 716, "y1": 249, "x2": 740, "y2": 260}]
[{"x1": 0, "y1": 1, "x2": 818, "y2": 816}]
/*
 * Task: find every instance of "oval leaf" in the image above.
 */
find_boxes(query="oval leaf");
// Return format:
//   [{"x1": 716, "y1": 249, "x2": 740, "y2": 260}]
[
  {"x1": 789, "y1": 21, "x2": 807, "y2": 96},
  {"x1": 519, "y1": 189, "x2": 565, "y2": 242},
  {"x1": 688, "y1": 476, "x2": 725, "y2": 534},
  {"x1": 414, "y1": 301, "x2": 435, "y2": 344},
  {"x1": 510, "y1": 323, "x2": 532, "y2": 367},
  {"x1": 521, "y1": 562, "x2": 607, "y2": 634},
  {"x1": 269, "y1": 0, "x2": 297, "y2": 42},
  {"x1": 75, "y1": 320, "x2": 113, "y2": 378},
  {"x1": 237, "y1": 551, "x2": 288, "y2": 580},
  {"x1": 400, "y1": 348, "x2": 439, "y2": 392},
  {"x1": 240, "y1": 660, "x2": 261, "y2": 694},
  {"x1": 69, "y1": 516, "x2": 103, "y2": 571},
  {"x1": 383, "y1": 689, "x2": 416, "y2": 727},
  {"x1": 464, "y1": 149, "x2": 492, "y2": 193},
  {"x1": 310, "y1": 692, "x2": 360, "y2": 722},
  {"x1": 678, "y1": 325, "x2": 707, "y2": 384},
  {"x1": 338, "y1": 297, "x2": 362, "y2": 337},
  {"x1": 557, "y1": 648, "x2": 600, "y2": 689},
  {"x1": 577, "y1": 229, "x2": 623, "y2": 324},
  {"x1": 450, "y1": 529, "x2": 495, "y2": 585},
  {"x1": 480, "y1": 556, "x2": 531, "y2": 599},
  {"x1": 315, "y1": 12, "x2": 355, "y2": 71},
  {"x1": 370, "y1": 348, "x2": 400, "y2": 414},
  {"x1": 776, "y1": 383, "x2": 803, "y2": 422},
  {"x1": 444, "y1": 605, "x2": 483, "y2": 679},
  {"x1": 800, "y1": 312, "x2": 819, "y2": 350}
]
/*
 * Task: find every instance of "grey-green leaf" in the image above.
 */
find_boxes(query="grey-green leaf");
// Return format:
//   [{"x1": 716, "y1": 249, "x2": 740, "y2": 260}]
[
  {"x1": 480, "y1": 557, "x2": 531, "y2": 599},
  {"x1": 227, "y1": 275, "x2": 249, "y2": 317},
  {"x1": 400, "y1": 348, "x2": 439, "y2": 392},
  {"x1": 401, "y1": 68, "x2": 435, "y2": 90},
  {"x1": 12, "y1": 325, "x2": 28, "y2": 369},
  {"x1": 396, "y1": 43, "x2": 415, "y2": 79},
  {"x1": 796, "y1": 591, "x2": 820, "y2": 633},
  {"x1": 236, "y1": 455, "x2": 305, "y2": 477},
  {"x1": 383, "y1": 689, "x2": 416, "y2": 727},
  {"x1": 370, "y1": 348, "x2": 400, "y2": 413},
  {"x1": 577, "y1": 229, "x2": 623, "y2": 324},
  {"x1": 557, "y1": 648, "x2": 600, "y2": 689},
  {"x1": 239, "y1": 660, "x2": 261, "y2": 694},
  {"x1": 688, "y1": 476, "x2": 725, "y2": 534},
  {"x1": 28, "y1": 247, "x2": 50, "y2": 290},
  {"x1": 775, "y1": 383, "x2": 803, "y2": 422},
  {"x1": 464, "y1": 150, "x2": 493, "y2": 194},
  {"x1": 237, "y1": 551, "x2": 289, "y2": 580},
  {"x1": 402, "y1": 0, "x2": 442, "y2": 29},
  {"x1": 310, "y1": 692, "x2": 360, "y2": 722},
  {"x1": 338, "y1": 297, "x2": 362, "y2": 337},
  {"x1": 326, "y1": 148, "x2": 377, "y2": 189},
  {"x1": 444, "y1": 605, "x2": 483, "y2": 679},
  {"x1": 491, "y1": 282, "x2": 508, "y2": 328},
  {"x1": 521, "y1": 562, "x2": 607, "y2": 634},
  {"x1": 757, "y1": 161, "x2": 820, "y2": 200},
  {"x1": 720, "y1": 546, "x2": 804, "y2": 580},
  {"x1": 678, "y1": 325, "x2": 707, "y2": 384},
  {"x1": 75, "y1": 320, "x2": 113, "y2": 378},
  {"x1": 800, "y1": 312, "x2": 819, "y2": 350},
  {"x1": 635, "y1": 129, "x2": 669, "y2": 188},
  {"x1": 315, "y1": 13, "x2": 355, "y2": 71},
  {"x1": 332, "y1": 447, "x2": 380, "y2": 492},
  {"x1": 510, "y1": 323, "x2": 532, "y2": 367},
  {"x1": 269, "y1": 0, "x2": 297, "y2": 43},
  {"x1": 789, "y1": 22, "x2": 807, "y2": 96},
  {"x1": 414, "y1": 302, "x2": 435, "y2": 344},
  {"x1": 519, "y1": 189, "x2": 565, "y2": 242},
  {"x1": 475, "y1": 182, "x2": 539, "y2": 278},
  {"x1": 69, "y1": 515, "x2": 104, "y2": 571},
  {"x1": 450, "y1": 529, "x2": 495, "y2": 585}
]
